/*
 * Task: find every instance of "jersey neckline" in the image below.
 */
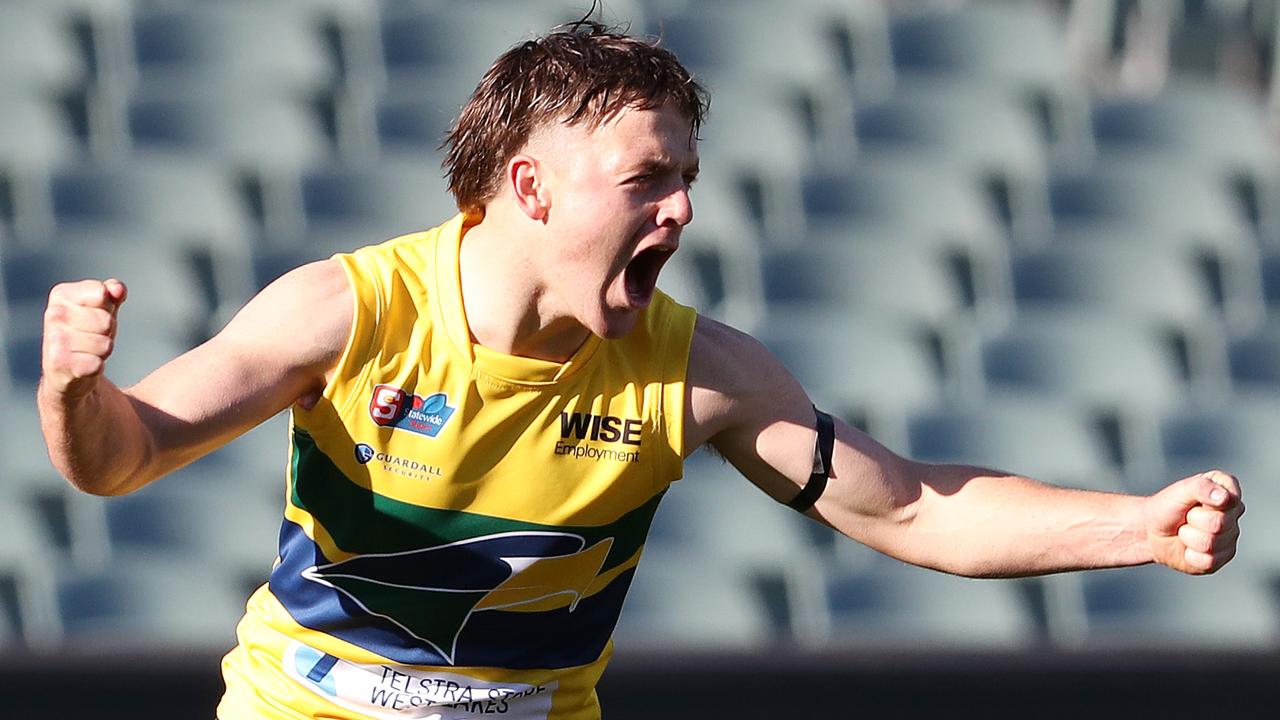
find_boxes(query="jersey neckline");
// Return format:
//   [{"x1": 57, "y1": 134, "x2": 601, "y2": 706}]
[{"x1": 433, "y1": 212, "x2": 603, "y2": 386}]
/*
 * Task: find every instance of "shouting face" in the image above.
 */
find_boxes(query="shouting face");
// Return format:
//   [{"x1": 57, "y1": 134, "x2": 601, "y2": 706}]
[{"x1": 529, "y1": 102, "x2": 700, "y2": 339}]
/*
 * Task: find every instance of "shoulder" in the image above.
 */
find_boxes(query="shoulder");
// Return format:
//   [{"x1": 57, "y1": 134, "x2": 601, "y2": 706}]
[
  {"x1": 684, "y1": 314, "x2": 811, "y2": 451},
  {"x1": 210, "y1": 258, "x2": 353, "y2": 375}
]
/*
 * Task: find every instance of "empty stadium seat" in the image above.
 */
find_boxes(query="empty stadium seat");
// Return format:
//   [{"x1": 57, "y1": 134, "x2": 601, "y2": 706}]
[
  {"x1": 824, "y1": 555, "x2": 1036, "y2": 649},
  {"x1": 760, "y1": 240, "x2": 972, "y2": 325},
  {"x1": 1089, "y1": 78, "x2": 1276, "y2": 182},
  {"x1": 611, "y1": 546, "x2": 776, "y2": 650},
  {"x1": 1080, "y1": 563, "x2": 1278, "y2": 648},
  {"x1": 975, "y1": 311, "x2": 1201, "y2": 415},
  {"x1": 646, "y1": 450, "x2": 830, "y2": 642},
  {"x1": 846, "y1": 81, "x2": 1051, "y2": 237},
  {"x1": 126, "y1": 90, "x2": 333, "y2": 172},
  {"x1": 128, "y1": 2, "x2": 342, "y2": 97},
  {"x1": 1008, "y1": 242, "x2": 1219, "y2": 327},
  {"x1": 55, "y1": 553, "x2": 249, "y2": 649},
  {"x1": 647, "y1": 0, "x2": 848, "y2": 88},
  {"x1": 758, "y1": 308, "x2": 946, "y2": 450},
  {"x1": 47, "y1": 158, "x2": 256, "y2": 253},
  {"x1": 1047, "y1": 158, "x2": 1256, "y2": 264},
  {"x1": 299, "y1": 159, "x2": 457, "y2": 245},
  {"x1": 800, "y1": 156, "x2": 1007, "y2": 257},
  {"x1": 906, "y1": 397, "x2": 1123, "y2": 492},
  {"x1": 1226, "y1": 324, "x2": 1280, "y2": 396},
  {"x1": 0, "y1": 1, "x2": 89, "y2": 95}
]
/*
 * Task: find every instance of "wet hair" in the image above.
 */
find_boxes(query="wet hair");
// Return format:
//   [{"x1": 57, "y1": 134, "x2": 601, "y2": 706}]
[{"x1": 443, "y1": 20, "x2": 709, "y2": 212}]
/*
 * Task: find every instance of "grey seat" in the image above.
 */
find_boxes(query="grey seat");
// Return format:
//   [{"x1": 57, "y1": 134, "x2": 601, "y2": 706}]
[
  {"x1": 824, "y1": 554, "x2": 1036, "y2": 649},
  {"x1": 1227, "y1": 325, "x2": 1280, "y2": 396},
  {"x1": 757, "y1": 309, "x2": 946, "y2": 450},
  {"x1": 299, "y1": 159, "x2": 458, "y2": 247},
  {"x1": 1080, "y1": 563, "x2": 1278, "y2": 649},
  {"x1": 976, "y1": 311, "x2": 1195, "y2": 416},
  {"x1": 1089, "y1": 78, "x2": 1275, "y2": 182},
  {"x1": 0, "y1": 1, "x2": 89, "y2": 94},
  {"x1": 906, "y1": 397, "x2": 1123, "y2": 492},
  {"x1": 47, "y1": 158, "x2": 256, "y2": 253},
  {"x1": 125, "y1": 89, "x2": 333, "y2": 173},
  {"x1": 1008, "y1": 243, "x2": 1219, "y2": 327},
  {"x1": 56, "y1": 553, "x2": 249, "y2": 649},
  {"x1": 1047, "y1": 158, "x2": 1256, "y2": 265},
  {"x1": 760, "y1": 240, "x2": 972, "y2": 325},
  {"x1": 800, "y1": 156, "x2": 1006, "y2": 258},
  {"x1": 128, "y1": 1, "x2": 342, "y2": 97},
  {"x1": 611, "y1": 546, "x2": 775, "y2": 651},
  {"x1": 644, "y1": 450, "x2": 830, "y2": 643}
]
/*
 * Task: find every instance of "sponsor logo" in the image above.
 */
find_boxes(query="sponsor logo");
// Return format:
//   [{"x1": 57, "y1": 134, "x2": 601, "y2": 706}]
[
  {"x1": 369, "y1": 385, "x2": 456, "y2": 438},
  {"x1": 285, "y1": 642, "x2": 555, "y2": 719},
  {"x1": 555, "y1": 412, "x2": 642, "y2": 463},
  {"x1": 301, "y1": 532, "x2": 614, "y2": 666},
  {"x1": 354, "y1": 442, "x2": 442, "y2": 481}
]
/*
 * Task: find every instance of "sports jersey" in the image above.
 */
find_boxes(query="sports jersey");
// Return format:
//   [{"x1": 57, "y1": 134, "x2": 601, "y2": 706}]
[{"x1": 218, "y1": 212, "x2": 698, "y2": 720}]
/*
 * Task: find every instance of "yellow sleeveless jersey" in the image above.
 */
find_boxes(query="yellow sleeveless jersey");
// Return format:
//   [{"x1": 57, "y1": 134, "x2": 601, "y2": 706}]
[{"x1": 218, "y1": 213, "x2": 698, "y2": 720}]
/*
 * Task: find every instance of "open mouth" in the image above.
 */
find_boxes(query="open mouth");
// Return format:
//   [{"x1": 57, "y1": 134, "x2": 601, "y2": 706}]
[{"x1": 623, "y1": 246, "x2": 675, "y2": 307}]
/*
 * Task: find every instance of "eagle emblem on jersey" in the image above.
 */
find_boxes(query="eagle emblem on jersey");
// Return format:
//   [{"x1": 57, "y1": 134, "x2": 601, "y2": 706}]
[{"x1": 300, "y1": 532, "x2": 614, "y2": 665}]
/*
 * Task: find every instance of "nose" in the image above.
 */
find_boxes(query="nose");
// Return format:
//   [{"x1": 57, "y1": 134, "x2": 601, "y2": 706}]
[{"x1": 657, "y1": 183, "x2": 693, "y2": 228}]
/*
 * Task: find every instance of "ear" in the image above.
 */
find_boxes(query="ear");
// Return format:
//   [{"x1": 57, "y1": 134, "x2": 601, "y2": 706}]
[{"x1": 509, "y1": 154, "x2": 549, "y2": 221}]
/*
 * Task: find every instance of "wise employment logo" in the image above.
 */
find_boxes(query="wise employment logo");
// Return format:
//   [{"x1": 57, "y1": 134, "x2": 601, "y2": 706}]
[{"x1": 369, "y1": 384, "x2": 455, "y2": 438}]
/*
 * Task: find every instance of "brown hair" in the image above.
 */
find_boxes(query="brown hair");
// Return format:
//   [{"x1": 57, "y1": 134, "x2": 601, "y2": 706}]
[{"x1": 443, "y1": 21, "x2": 709, "y2": 212}]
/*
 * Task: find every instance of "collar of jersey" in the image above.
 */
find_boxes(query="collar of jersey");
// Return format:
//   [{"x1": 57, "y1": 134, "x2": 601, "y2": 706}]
[{"x1": 434, "y1": 211, "x2": 602, "y2": 386}]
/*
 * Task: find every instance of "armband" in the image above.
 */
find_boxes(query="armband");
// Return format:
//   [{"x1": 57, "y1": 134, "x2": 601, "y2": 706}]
[{"x1": 787, "y1": 406, "x2": 834, "y2": 513}]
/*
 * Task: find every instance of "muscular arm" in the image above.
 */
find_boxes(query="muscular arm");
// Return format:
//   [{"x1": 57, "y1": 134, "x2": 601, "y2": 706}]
[
  {"x1": 684, "y1": 316, "x2": 1243, "y2": 577},
  {"x1": 38, "y1": 260, "x2": 353, "y2": 496}
]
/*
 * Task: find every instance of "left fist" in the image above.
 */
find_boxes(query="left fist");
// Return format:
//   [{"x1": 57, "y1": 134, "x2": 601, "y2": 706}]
[{"x1": 1143, "y1": 470, "x2": 1244, "y2": 575}]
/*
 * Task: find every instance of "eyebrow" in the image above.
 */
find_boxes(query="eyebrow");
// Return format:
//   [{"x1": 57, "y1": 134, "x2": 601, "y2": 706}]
[{"x1": 630, "y1": 156, "x2": 700, "y2": 177}]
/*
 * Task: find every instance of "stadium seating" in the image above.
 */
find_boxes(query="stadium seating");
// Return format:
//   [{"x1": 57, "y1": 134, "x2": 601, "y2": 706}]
[
  {"x1": 1080, "y1": 563, "x2": 1278, "y2": 648},
  {"x1": 823, "y1": 555, "x2": 1037, "y2": 649},
  {"x1": 2, "y1": 0, "x2": 1278, "y2": 656},
  {"x1": 905, "y1": 396, "x2": 1125, "y2": 492}
]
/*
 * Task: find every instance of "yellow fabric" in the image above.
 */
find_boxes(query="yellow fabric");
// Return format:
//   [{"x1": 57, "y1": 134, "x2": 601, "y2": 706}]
[{"x1": 218, "y1": 213, "x2": 697, "y2": 720}]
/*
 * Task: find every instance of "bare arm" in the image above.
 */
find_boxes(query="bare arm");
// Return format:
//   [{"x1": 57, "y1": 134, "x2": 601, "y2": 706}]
[
  {"x1": 38, "y1": 260, "x2": 353, "y2": 496},
  {"x1": 684, "y1": 316, "x2": 1243, "y2": 577}
]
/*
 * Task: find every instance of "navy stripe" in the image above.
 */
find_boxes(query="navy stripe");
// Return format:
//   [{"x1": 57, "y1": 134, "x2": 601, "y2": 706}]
[{"x1": 306, "y1": 653, "x2": 340, "y2": 683}]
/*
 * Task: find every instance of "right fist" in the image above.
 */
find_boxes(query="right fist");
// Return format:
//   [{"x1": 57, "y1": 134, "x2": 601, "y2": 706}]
[{"x1": 41, "y1": 278, "x2": 128, "y2": 397}]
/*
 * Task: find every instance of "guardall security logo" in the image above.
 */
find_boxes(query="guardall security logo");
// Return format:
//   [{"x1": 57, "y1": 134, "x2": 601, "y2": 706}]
[
  {"x1": 369, "y1": 384, "x2": 455, "y2": 438},
  {"x1": 355, "y1": 443, "x2": 443, "y2": 481}
]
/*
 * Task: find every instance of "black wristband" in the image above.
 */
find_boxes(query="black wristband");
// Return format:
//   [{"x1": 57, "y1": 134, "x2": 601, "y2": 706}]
[{"x1": 787, "y1": 406, "x2": 834, "y2": 512}]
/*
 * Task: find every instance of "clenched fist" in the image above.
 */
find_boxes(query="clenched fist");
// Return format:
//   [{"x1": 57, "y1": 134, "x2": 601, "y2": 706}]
[
  {"x1": 41, "y1": 278, "x2": 128, "y2": 399},
  {"x1": 1144, "y1": 470, "x2": 1244, "y2": 575}
]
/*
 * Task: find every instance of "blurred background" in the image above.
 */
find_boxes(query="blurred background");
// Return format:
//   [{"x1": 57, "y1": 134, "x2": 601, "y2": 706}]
[{"x1": 2, "y1": 0, "x2": 1279, "y2": 715}]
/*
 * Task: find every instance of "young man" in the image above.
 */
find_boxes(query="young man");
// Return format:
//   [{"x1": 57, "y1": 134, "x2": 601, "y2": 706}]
[{"x1": 39, "y1": 23, "x2": 1242, "y2": 720}]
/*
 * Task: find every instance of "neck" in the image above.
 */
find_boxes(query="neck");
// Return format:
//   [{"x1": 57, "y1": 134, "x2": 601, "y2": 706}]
[{"x1": 458, "y1": 212, "x2": 590, "y2": 363}]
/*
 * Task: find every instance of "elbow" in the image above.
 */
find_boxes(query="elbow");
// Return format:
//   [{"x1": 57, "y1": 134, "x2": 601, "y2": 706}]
[
  {"x1": 54, "y1": 447, "x2": 155, "y2": 497},
  {"x1": 61, "y1": 468, "x2": 137, "y2": 497}
]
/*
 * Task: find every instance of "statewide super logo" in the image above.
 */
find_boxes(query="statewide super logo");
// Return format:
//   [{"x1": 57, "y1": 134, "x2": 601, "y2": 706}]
[{"x1": 369, "y1": 384, "x2": 455, "y2": 438}]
